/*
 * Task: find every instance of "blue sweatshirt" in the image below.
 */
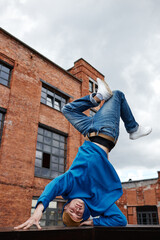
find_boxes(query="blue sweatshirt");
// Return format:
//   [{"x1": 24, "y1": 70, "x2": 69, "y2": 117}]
[{"x1": 36, "y1": 141, "x2": 123, "y2": 226}]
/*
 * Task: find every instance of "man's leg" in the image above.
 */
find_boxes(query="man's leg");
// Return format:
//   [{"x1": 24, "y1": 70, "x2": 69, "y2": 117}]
[
  {"x1": 62, "y1": 94, "x2": 99, "y2": 136},
  {"x1": 92, "y1": 90, "x2": 139, "y2": 142},
  {"x1": 95, "y1": 203, "x2": 127, "y2": 227}
]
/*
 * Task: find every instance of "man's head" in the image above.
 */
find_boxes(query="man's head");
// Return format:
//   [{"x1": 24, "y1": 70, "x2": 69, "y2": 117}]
[{"x1": 62, "y1": 199, "x2": 90, "y2": 227}]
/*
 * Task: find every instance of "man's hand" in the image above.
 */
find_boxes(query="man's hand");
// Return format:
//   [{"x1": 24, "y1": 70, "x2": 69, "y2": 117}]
[
  {"x1": 80, "y1": 219, "x2": 93, "y2": 226},
  {"x1": 14, "y1": 203, "x2": 44, "y2": 230}
]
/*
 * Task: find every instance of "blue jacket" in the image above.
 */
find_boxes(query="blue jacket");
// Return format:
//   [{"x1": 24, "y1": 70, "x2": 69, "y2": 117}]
[{"x1": 36, "y1": 141, "x2": 123, "y2": 226}]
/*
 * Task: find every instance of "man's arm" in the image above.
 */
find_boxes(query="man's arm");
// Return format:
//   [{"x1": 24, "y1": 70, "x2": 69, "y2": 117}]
[
  {"x1": 14, "y1": 171, "x2": 73, "y2": 230},
  {"x1": 35, "y1": 171, "x2": 73, "y2": 211},
  {"x1": 14, "y1": 203, "x2": 44, "y2": 230}
]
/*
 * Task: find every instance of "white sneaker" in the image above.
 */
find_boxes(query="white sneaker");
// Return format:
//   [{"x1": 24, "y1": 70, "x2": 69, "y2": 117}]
[
  {"x1": 97, "y1": 78, "x2": 113, "y2": 101},
  {"x1": 129, "y1": 125, "x2": 152, "y2": 140}
]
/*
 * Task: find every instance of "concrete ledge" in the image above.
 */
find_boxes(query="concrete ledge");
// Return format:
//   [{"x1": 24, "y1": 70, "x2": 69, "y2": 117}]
[{"x1": 0, "y1": 225, "x2": 160, "y2": 240}]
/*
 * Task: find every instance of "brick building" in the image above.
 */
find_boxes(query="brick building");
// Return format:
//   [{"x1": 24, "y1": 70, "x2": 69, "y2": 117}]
[
  {"x1": 0, "y1": 28, "x2": 159, "y2": 227},
  {"x1": 0, "y1": 28, "x2": 103, "y2": 227},
  {"x1": 117, "y1": 171, "x2": 160, "y2": 225}
]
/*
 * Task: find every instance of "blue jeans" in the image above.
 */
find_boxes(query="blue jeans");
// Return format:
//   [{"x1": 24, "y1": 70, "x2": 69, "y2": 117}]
[{"x1": 62, "y1": 90, "x2": 138, "y2": 142}]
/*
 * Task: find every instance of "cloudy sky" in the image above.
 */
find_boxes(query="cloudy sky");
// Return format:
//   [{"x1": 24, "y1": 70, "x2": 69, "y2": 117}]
[{"x1": 0, "y1": 0, "x2": 160, "y2": 182}]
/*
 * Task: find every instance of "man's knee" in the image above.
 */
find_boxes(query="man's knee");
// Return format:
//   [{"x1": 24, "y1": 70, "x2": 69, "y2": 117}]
[
  {"x1": 119, "y1": 213, "x2": 127, "y2": 226},
  {"x1": 62, "y1": 103, "x2": 72, "y2": 115},
  {"x1": 112, "y1": 90, "x2": 125, "y2": 100}
]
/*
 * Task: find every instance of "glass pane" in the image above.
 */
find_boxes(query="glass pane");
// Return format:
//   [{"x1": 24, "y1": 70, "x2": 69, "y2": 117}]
[
  {"x1": 51, "y1": 171, "x2": 59, "y2": 179},
  {"x1": 42, "y1": 168, "x2": 50, "y2": 178},
  {"x1": 0, "y1": 78, "x2": 8, "y2": 86},
  {"x1": 55, "y1": 94, "x2": 61, "y2": 100},
  {"x1": 51, "y1": 163, "x2": 58, "y2": 171},
  {"x1": 38, "y1": 127, "x2": 43, "y2": 135},
  {"x1": 0, "y1": 71, "x2": 9, "y2": 80},
  {"x1": 37, "y1": 134, "x2": 43, "y2": 142},
  {"x1": 52, "y1": 147, "x2": 59, "y2": 155},
  {"x1": 36, "y1": 151, "x2": 42, "y2": 159},
  {"x1": 59, "y1": 150, "x2": 65, "y2": 157},
  {"x1": 47, "y1": 90, "x2": 54, "y2": 96},
  {"x1": 41, "y1": 98, "x2": 46, "y2": 104},
  {"x1": 54, "y1": 99, "x2": 61, "y2": 111},
  {"x1": 59, "y1": 157, "x2": 64, "y2": 164},
  {"x1": 41, "y1": 92, "x2": 46, "y2": 98},
  {"x1": 44, "y1": 136, "x2": 52, "y2": 145},
  {"x1": 51, "y1": 155, "x2": 59, "y2": 163},
  {"x1": 35, "y1": 158, "x2": 42, "y2": 167},
  {"x1": 2, "y1": 65, "x2": 10, "y2": 73},
  {"x1": 60, "y1": 136, "x2": 65, "y2": 142},
  {"x1": 59, "y1": 142, "x2": 65, "y2": 149},
  {"x1": 59, "y1": 164, "x2": 64, "y2": 173},
  {"x1": 42, "y1": 87, "x2": 47, "y2": 93},
  {"x1": 44, "y1": 144, "x2": 51, "y2": 153},
  {"x1": 62, "y1": 98, "x2": 66, "y2": 103},
  {"x1": 49, "y1": 211, "x2": 56, "y2": 220},
  {"x1": 40, "y1": 220, "x2": 46, "y2": 227},
  {"x1": 47, "y1": 96, "x2": 53, "y2": 107},
  {"x1": 37, "y1": 142, "x2": 43, "y2": 150},
  {"x1": 53, "y1": 133, "x2": 60, "y2": 140},
  {"x1": 52, "y1": 140, "x2": 59, "y2": 148},
  {"x1": 35, "y1": 167, "x2": 41, "y2": 176},
  {"x1": 44, "y1": 130, "x2": 52, "y2": 137}
]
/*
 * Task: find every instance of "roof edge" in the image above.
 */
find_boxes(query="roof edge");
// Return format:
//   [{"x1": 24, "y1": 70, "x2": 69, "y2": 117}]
[
  {"x1": 0, "y1": 27, "x2": 82, "y2": 83},
  {"x1": 73, "y1": 58, "x2": 105, "y2": 78}
]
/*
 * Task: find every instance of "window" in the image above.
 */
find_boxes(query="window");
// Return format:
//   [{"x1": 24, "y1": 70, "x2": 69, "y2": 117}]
[
  {"x1": 0, "y1": 60, "x2": 12, "y2": 87},
  {"x1": 35, "y1": 126, "x2": 67, "y2": 179},
  {"x1": 0, "y1": 109, "x2": 6, "y2": 145},
  {"x1": 89, "y1": 78, "x2": 98, "y2": 93},
  {"x1": 137, "y1": 206, "x2": 159, "y2": 225},
  {"x1": 41, "y1": 86, "x2": 67, "y2": 112},
  {"x1": 31, "y1": 198, "x2": 66, "y2": 226},
  {"x1": 89, "y1": 80, "x2": 93, "y2": 92}
]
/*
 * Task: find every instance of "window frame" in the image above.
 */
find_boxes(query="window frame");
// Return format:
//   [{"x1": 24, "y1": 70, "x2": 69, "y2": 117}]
[
  {"x1": 35, "y1": 124, "x2": 68, "y2": 180},
  {"x1": 137, "y1": 206, "x2": 159, "y2": 225},
  {"x1": 89, "y1": 78, "x2": 98, "y2": 93},
  {"x1": 0, "y1": 59, "x2": 13, "y2": 88},
  {"x1": 40, "y1": 79, "x2": 73, "y2": 112},
  {"x1": 31, "y1": 197, "x2": 66, "y2": 226},
  {"x1": 0, "y1": 107, "x2": 6, "y2": 145}
]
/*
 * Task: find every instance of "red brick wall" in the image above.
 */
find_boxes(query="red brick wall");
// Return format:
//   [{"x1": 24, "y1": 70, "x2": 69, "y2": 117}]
[
  {"x1": 117, "y1": 174, "x2": 160, "y2": 224},
  {"x1": 0, "y1": 30, "x2": 105, "y2": 227}
]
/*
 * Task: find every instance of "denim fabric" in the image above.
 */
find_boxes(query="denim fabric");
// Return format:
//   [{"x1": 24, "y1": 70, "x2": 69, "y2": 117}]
[{"x1": 62, "y1": 90, "x2": 138, "y2": 141}]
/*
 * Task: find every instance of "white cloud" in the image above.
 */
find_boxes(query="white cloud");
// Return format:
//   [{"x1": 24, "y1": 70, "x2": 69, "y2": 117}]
[{"x1": 0, "y1": 0, "x2": 160, "y2": 180}]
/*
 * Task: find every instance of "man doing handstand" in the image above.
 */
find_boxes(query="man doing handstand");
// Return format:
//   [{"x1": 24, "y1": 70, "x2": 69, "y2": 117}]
[{"x1": 15, "y1": 79, "x2": 152, "y2": 229}]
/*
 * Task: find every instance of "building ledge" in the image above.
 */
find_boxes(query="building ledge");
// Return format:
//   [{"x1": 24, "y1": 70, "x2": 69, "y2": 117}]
[{"x1": 0, "y1": 225, "x2": 160, "y2": 240}]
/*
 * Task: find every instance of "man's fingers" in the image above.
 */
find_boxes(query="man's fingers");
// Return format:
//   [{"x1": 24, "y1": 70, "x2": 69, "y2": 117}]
[
  {"x1": 14, "y1": 220, "x2": 29, "y2": 230},
  {"x1": 36, "y1": 222, "x2": 42, "y2": 230}
]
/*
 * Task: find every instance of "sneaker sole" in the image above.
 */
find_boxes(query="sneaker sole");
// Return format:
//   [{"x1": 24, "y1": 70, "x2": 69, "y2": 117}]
[{"x1": 130, "y1": 128, "x2": 152, "y2": 140}]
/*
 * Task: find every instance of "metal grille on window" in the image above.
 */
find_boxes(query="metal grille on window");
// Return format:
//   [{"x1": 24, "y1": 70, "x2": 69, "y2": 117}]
[
  {"x1": 137, "y1": 206, "x2": 159, "y2": 225},
  {"x1": 0, "y1": 61, "x2": 12, "y2": 87},
  {"x1": 35, "y1": 126, "x2": 67, "y2": 179},
  {"x1": 41, "y1": 86, "x2": 67, "y2": 112}
]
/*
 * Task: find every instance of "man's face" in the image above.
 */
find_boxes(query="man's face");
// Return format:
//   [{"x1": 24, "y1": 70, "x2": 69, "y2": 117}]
[{"x1": 64, "y1": 199, "x2": 85, "y2": 222}]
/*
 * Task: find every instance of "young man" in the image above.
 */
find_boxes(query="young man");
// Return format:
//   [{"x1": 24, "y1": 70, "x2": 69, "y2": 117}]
[{"x1": 15, "y1": 79, "x2": 152, "y2": 230}]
